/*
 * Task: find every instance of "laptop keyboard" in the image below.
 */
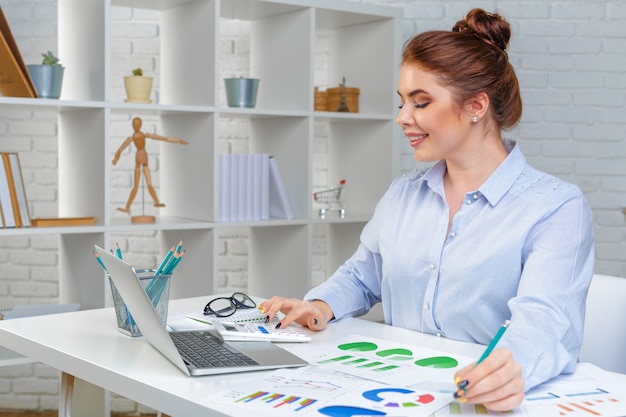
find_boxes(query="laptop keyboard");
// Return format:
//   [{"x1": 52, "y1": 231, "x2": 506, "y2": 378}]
[{"x1": 171, "y1": 331, "x2": 259, "y2": 368}]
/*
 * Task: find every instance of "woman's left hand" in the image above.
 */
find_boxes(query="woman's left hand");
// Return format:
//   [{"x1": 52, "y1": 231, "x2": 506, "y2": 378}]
[{"x1": 453, "y1": 348, "x2": 524, "y2": 412}]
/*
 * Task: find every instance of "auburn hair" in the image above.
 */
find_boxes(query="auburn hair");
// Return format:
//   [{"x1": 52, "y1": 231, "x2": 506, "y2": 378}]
[{"x1": 402, "y1": 8, "x2": 522, "y2": 130}]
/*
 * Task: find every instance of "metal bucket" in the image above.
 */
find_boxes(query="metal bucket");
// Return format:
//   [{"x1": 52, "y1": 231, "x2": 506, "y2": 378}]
[{"x1": 224, "y1": 77, "x2": 260, "y2": 108}]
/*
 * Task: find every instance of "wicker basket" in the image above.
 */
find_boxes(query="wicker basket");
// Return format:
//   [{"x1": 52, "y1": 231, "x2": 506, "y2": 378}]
[
  {"x1": 314, "y1": 87, "x2": 328, "y2": 111},
  {"x1": 327, "y1": 84, "x2": 360, "y2": 113}
]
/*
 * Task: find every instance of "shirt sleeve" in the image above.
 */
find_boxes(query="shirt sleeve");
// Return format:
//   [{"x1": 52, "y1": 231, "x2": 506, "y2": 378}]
[
  {"x1": 304, "y1": 176, "x2": 404, "y2": 319},
  {"x1": 499, "y1": 187, "x2": 595, "y2": 391}
]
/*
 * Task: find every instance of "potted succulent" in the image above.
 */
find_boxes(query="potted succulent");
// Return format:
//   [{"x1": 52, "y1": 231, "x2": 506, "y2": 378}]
[
  {"x1": 124, "y1": 67, "x2": 153, "y2": 103},
  {"x1": 27, "y1": 51, "x2": 65, "y2": 99}
]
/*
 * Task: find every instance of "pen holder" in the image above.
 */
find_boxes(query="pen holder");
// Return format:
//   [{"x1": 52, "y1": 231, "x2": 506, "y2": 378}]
[{"x1": 109, "y1": 269, "x2": 171, "y2": 337}]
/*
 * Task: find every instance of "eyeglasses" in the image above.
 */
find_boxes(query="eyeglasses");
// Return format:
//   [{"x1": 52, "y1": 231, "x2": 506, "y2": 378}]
[{"x1": 203, "y1": 292, "x2": 256, "y2": 317}]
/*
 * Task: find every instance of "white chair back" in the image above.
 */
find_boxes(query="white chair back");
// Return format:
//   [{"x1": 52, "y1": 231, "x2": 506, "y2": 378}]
[{"x1": 579, "y1": 274, "x2": 626, "y2": 374}]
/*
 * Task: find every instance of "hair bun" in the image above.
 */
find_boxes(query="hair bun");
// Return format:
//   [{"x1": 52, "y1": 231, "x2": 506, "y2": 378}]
[{"x1": 452, "y1": 8, "x2": 511, "y2": 53}]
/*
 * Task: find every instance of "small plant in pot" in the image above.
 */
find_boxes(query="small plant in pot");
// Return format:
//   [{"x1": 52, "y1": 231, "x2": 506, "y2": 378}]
[
  {"x1": 124, "y1": 68, "x2": 153, "y2": 103},
  {"x1": 27, "y1": 51, "x2": 65, "y2": 99}
]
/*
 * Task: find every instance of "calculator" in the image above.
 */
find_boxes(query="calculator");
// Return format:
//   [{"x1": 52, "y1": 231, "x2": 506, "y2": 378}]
[{"x1": 213, "y1": 320, "x2": 311, "y2": 343}]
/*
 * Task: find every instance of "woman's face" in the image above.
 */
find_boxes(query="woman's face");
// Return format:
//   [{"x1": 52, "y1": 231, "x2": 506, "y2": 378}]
[{"x1": 396, "y1": 62, "x2": 473, "y2": 163}]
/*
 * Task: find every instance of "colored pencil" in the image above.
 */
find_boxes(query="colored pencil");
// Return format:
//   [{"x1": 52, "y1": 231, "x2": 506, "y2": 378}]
[{"x1": 477, "y1": 320, "x2": 510, "y2": 364}]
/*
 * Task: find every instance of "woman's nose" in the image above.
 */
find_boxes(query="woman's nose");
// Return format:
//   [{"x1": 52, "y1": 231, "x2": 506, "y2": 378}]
[{"x1": 396, "y1": 105, "x2": 412, "y2": 126}]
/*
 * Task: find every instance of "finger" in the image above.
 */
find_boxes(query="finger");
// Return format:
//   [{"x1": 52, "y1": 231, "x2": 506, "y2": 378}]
[
  {"x1": 453, "y1": 349, "x2": 517, "y2": 400},
  {"x1": 259, "y1": 296, "x2": 294, "y2": 312},
  {"x1": 297, "y1": 301, "x2": 328, "y2": 331},
  {"x1": 275, "y1": 306, "x2": 304, "y2": 329},
  {"x1": 461, "y1": 350, "x2": 523, "y2": 406},
  {"x1": 460, "y1": 349, "x2": 511, "y2": 391},
  {"x1": 259, "y1": 297, "x2": 291, "y2": 322},
  {"x1": 276, "y1": 300, "x2": 319, "y2": 330},
  {"x1": 304, "y1": 313, "x2": 327, "y2": 331},
  {"x1": 257, "y1": 297, "x2": 279, "y2": 314},
  {"x1": 468, "y1": 382, "x2": 525, "y2": 412},
  {"x1": 454, "y1": 362, "x2": 476, "y2": 385}
]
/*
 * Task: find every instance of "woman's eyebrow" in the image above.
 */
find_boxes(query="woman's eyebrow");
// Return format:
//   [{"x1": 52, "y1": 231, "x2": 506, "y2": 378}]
[{"x1": 397, "y1": 88, "x2": 428, "y2": 98}]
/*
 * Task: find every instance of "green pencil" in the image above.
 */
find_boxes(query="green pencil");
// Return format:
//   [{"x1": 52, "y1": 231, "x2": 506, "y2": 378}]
[
  {"x1": 93, "y1": 251, "x2": 108, "y2": 272},
  {"x1": 477, "y1": 320, "x2": 510, "y2": 364},
  {"x1": 154, "y1": 245, "x2": 175, "y2": 276}
]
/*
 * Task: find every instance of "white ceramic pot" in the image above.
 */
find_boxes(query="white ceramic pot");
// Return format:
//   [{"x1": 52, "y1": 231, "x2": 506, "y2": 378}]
[{"x1": 124, "y1": 76, "x2": 153, "y2": 103}]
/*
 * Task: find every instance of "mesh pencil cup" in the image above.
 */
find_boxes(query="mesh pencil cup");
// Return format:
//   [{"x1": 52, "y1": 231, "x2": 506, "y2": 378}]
[{"x1": 109, "y1": 269, "x2": 171, "y2": 337}]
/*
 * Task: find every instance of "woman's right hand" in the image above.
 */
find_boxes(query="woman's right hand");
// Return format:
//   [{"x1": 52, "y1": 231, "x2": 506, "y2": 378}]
[{"x1": 258, "y1": 297, "x2": 334, "y2": 331}]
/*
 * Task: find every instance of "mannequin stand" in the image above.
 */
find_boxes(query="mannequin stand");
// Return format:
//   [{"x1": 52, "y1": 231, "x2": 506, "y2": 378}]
[
  {"x1": 131, "y1": 175, "x2": 155, "y2": 224},
  {"x1": 131, "y1": 215, "x2": 155, "y2": 224}
]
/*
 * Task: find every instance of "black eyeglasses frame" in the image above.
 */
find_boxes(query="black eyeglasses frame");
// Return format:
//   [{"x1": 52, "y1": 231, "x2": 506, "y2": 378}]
[{"x1": 203, "y1": 292, "x2": 256, "y2": 317}]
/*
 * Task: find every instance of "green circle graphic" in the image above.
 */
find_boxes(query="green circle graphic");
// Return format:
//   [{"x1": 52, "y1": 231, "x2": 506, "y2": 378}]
[
  {"x1": 375, "y1": 348, "x2": 414, "y2": 361},
  {"x1": 338, "y1": 341, "x2": 378, "y2": 352},
  {"x1": 414, "y1": 356, "x2": 458, "y2": 368}
]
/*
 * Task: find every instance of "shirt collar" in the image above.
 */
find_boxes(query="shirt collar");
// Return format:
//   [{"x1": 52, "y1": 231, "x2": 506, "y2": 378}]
[
  {"x1": 421, "y1": 140, "x2": 527, "y2": 206},
  {"x1": 480, "y1": 140, "x2": 526, "y2": 206}
]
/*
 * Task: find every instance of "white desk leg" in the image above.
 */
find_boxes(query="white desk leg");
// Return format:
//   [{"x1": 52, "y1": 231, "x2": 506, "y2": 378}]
[
  {"x1": 59, "y1": 372, "x2": 110, "y2": 417},
  {"x1": 59, "y1": 372, "x2": 74, "y2": 417}
]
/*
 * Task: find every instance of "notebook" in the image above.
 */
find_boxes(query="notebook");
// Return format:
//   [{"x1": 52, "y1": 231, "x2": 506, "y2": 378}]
[{"x1": 95, "y1": 245, "x2": 308, "y2": 376}]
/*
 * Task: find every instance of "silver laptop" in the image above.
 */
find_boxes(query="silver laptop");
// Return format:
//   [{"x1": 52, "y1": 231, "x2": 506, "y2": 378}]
[{"x1": 95, "y1": 245, "x2": 308, "y2": 376}]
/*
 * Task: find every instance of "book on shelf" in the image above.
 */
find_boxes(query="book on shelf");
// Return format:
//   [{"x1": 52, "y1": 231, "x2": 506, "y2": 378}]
[
  {"x1": 218, "y1": 154, "x2": 230, "y2": 222},
  {"x1": 0, "y1": 5, "x2": 37, "y2": 98},
  {"x1": 0, "y1": 152, "x2": 30, "y2": 228},
  {"x1": 30, "y1": 217, "x2": 96, "y2": 227},
  {"x1": 268, "y1": 156, "x2": 294, "y2": 220},
  {"x1": 219, "y1": 154, "x2": 293, "y2": 222}
]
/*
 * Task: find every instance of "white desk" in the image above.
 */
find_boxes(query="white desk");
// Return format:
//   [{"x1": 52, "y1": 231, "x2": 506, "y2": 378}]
[
  {"x1": 0, "y1": 346, "x2": 34, "y2": 366},
  {"x1": 1, "y1": 297, "x2": 625, "y2": 417},
  {"x1": 0, "y1": 296, "x2": 486, "y2": 417}
]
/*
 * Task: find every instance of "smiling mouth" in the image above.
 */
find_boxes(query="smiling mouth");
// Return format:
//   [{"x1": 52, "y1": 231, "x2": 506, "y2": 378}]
[{"x1": 408, "y1": 133, "x2": 428, "y2": 146}]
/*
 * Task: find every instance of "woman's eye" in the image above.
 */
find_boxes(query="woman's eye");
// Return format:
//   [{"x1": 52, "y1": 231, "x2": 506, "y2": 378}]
[{"x1": 398, "y1": 102, "x2": 429, "y2": 109}]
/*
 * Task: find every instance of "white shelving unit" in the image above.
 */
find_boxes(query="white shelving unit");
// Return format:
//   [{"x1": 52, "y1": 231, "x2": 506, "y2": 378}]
[{"x1": 0, "y1": 0, "x2": 402, "y2": 311}]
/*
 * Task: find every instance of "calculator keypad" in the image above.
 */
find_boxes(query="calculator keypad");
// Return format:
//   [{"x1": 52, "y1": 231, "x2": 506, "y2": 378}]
[{"x1": 242, "y1": 323, "x2": 309, "y2": 340}]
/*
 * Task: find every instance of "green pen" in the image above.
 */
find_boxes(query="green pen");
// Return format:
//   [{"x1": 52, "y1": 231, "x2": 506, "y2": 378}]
[
  {"x1": 454, "y1": 319, "x2": 511, "y2": 401},
  {"x1": 185, "y1": 315, "x2": 213, "y2": 326},
  {"x1": 477, "y1": 320, "x2": 510, "y2": 364}
]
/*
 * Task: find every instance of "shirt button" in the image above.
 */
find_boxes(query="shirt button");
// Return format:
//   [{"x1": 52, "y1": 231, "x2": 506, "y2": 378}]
[
  {"x1": 466, "y1": 200, "x2": 472, "y2": 205},
  {"x1": 436, "y1": 332, "x2": 442, "y2": 337},
  {"x1": 449, "y1": 232, "x2": 456, "y2": 237},
  {"x1": 428, "y1": 263, "x2": 436, "y2": 270},
  {"x1": 423, "y1": 303, "x2": 430, "y2": 311},
  {"x1": 473, "y1": 193, "x2": 479, "y2": 199}
]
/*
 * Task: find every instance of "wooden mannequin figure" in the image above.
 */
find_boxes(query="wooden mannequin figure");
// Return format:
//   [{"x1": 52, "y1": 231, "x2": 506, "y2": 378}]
[{"x1": 112, "y1": 117, "x2": 188, "y2": 218}]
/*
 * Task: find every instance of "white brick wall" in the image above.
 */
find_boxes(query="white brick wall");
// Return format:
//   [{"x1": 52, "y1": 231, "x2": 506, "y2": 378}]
[{"x1": 1, "y1": 0, "x2": 626, "y2": 412}]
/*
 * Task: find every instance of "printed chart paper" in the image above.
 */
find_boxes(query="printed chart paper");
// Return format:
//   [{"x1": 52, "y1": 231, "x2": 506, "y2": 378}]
[
  {"x1": 520, "y1": 365, "x2": 626, "y2": 417},
  {"x1": 429, "y1": 363, "x2": 626, "y2": 417},
  {"x1": 412, "y1": 381, "x2": 535, "y2": 416},
  {"x1": 208, "y1": 366, "x2": 454, "y2": 417},
  {"x1": 429, "y1": 402, "x2": 533, "y2": 416},
  {"x1": 283, "y1": 334, "x2": 476, "y2": 386}
]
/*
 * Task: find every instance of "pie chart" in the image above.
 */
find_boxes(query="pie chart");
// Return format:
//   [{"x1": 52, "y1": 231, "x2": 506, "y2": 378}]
[
  {"x1": 337, "y1": 341, "x2": 378, "y2": 352},
  {"x1": 375, "y1": 348, "x2": 413, "y2": 361},
  {"x1": 318, "y1": 405, "x2": 386, "y2": 417},
  {"x1": 362, "y1": 388, "x2": 435, "y2": 407},
  {"x1": 414, "y1": 356, "x2": 458, "y2": 368}
]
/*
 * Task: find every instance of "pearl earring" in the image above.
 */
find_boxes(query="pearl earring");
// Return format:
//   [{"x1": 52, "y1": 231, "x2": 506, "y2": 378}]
[{"x1": 472, "y1": 116, "x2": 480, "y2": 123}]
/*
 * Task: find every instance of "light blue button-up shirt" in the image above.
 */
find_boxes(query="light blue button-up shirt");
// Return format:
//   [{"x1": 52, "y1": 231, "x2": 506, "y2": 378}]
[{"x1": 306, "y1": 141, "x2": 595, "y2": 391}]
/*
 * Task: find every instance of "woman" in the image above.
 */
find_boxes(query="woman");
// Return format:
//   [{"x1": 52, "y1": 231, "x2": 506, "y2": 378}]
[{"x1": 260, "y1": 8, "x2": 594, "y2": 411}]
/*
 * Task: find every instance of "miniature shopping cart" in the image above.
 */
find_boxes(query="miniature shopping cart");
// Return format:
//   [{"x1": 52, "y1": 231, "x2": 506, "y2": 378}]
[{"x1": 314, "y1": 179, "x2": 346, "y2": 219}]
